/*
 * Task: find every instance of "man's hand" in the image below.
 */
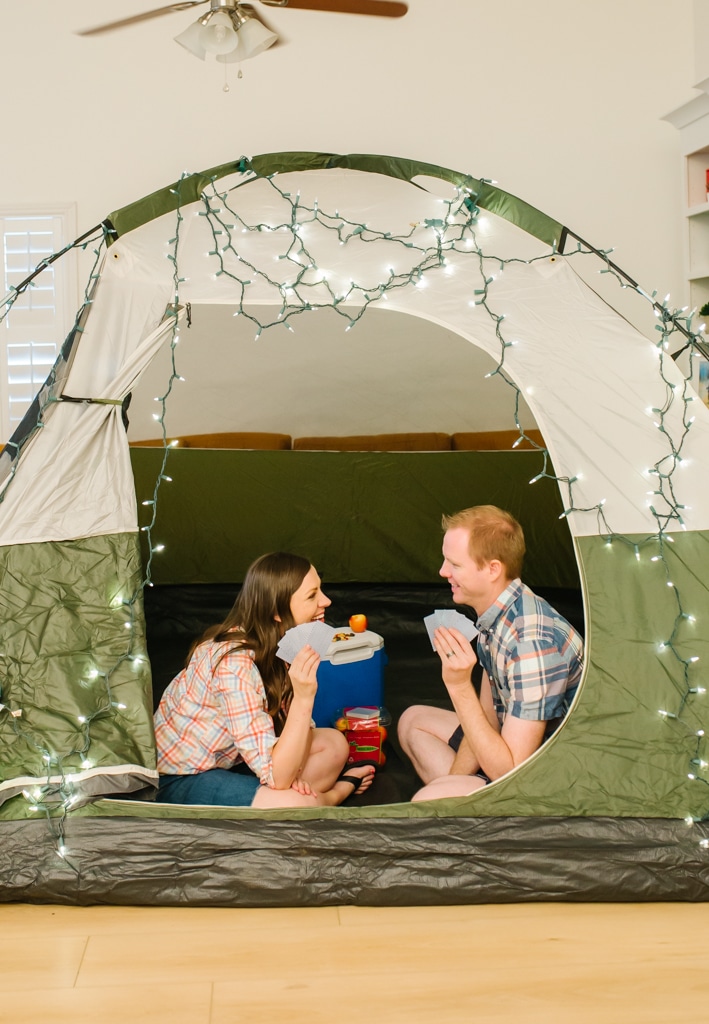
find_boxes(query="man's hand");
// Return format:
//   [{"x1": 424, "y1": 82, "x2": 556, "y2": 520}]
[{"x1": 433, "y1": 626, "x2": 477, "y2": 691}]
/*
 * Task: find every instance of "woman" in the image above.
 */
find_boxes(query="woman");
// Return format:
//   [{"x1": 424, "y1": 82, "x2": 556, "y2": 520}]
[{"x1": 154, "y1": 552, "x2": 376, "y2": 807}]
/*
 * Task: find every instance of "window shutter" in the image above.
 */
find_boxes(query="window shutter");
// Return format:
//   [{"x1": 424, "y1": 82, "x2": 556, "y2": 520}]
[{"x1": 1, "y1": 209, "x2": 76, "y2": 442}]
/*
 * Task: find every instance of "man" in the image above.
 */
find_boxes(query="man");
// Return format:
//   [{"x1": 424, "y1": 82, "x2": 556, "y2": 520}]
[{"x1": 398, "y1": 505, "x2": 583, "y2": 801}]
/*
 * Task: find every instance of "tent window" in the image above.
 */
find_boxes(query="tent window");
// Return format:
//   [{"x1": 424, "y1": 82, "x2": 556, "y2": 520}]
[{"x1": 0, "y1": 207, "x2": 76, "y2": 442}]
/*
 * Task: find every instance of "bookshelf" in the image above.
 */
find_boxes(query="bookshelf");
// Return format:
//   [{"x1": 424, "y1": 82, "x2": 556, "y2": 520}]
[{"x1": 663, "y1": 90, "x2": 709, "y2": 404}]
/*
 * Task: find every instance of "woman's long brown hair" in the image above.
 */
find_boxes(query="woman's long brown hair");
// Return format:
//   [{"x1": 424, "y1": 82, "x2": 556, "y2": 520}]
[{"x1": 188, "y1": 552, "x2": 311, "y2": 734}]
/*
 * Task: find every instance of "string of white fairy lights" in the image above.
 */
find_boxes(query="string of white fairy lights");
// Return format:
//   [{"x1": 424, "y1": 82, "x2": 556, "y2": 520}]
[
  {"x1": 0, "y1": 230, "x2": 138, "y2": 864},
  {"x1": 472, "y1": 238, "x2": 708, "y2": 840},
  {"x1": 0, "y1": 162, "x2": 707, "y2": 863},
  {"x1": 122, "y1": 165, "x2": 709, "y2": 844}
]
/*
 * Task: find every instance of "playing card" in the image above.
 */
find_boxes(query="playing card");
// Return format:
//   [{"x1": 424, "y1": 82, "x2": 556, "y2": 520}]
[
  {"x1": 275, "y1": 636, "x2": 296, "y2": 663},
  {"x1": 436, "y1": 609, "x2": 479, "y2": 642},
  {"x1": 423, "y1": 609, "x2": 479, "y2": 650},
  {"x1": 423, "y1": 612, "x2": 439, "y2": 651},
  {"x1": 276, "y1": 622, "x2": 311, "y2": 662},
  {"x1": 276, "y1": 621, "x2": 336, "y2": 662},
  {"x1": 306, "y1": 620, "x2": 337, "y2": 656},
  {"x1": 276, "y1": 627, "x2": 307, "y2": 662}
]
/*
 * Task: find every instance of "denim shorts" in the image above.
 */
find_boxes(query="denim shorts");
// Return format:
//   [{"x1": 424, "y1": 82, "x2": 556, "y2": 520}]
[{"x1": 157, "y1": 765, "x2": 262, "y2": 807}]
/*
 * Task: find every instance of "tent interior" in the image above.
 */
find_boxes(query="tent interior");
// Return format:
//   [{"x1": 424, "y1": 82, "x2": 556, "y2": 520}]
[
  {"x1": 127, "y1": 300, "x2": 583, "y2": 805},
  {"x1": 127, "y1": 303, "x2": 541, "y2": 443},
  {"x1": 1, "y1": 154, "x2": 708, "y2": 905}
]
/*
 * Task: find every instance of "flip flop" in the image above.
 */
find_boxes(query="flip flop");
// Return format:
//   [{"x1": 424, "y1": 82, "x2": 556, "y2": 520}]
[
  {"x1": 337, "y1": 761, "x2": 378, "y2": 795},
  {"x1": 343, "y1": 759, "x2": 380, "y2": 771}
]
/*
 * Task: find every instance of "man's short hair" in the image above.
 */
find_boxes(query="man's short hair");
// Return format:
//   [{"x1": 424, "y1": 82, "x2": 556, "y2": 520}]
[{"x1": 442, "y1": 505, "x2": 525, "y2": 580}]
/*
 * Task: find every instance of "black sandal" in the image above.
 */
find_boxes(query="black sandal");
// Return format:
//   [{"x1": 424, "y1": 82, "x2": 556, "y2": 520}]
[{"x1": 337, "y1": 761, "x2": 378, "y2": 794}]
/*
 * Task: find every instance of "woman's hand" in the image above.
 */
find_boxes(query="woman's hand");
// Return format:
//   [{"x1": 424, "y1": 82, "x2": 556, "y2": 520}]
[
  {"x1": 291, "y1": 777, "x2": 316, "y2": 796},
  {"x1": 287, "y1": 644, "x2": 320, "y2": 704},
  {"x1": 433, "y1": 626, "x2": 477, "y2": 692}
]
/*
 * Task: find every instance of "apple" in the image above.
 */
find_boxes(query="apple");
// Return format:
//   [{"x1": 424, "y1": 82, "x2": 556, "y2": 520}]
[{"x1": 349, "y1": 613, "x2": 367, "y2": 633}]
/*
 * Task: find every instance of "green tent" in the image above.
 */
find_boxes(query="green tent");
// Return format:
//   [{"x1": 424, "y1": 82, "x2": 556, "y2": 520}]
[{"x1": 1, "y1": 153, "x2": 708, "y2": 906}]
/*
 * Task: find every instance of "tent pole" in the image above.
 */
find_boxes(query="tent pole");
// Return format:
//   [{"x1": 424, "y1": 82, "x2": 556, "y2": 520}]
[{"x1": 560, "y1": 226, "x2": 709, "y2": 361}]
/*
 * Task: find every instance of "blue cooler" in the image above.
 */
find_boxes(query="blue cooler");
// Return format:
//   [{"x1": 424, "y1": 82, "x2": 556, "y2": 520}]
[{"x1": 313, "y1": 629, "x2": 387, "y2": 727}]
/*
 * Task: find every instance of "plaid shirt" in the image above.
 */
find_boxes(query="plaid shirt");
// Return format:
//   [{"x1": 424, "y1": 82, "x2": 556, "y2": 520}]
[
  {"x1": 154, "y1": 641, "x2": 276, "y2": 786},
  {"x1": 475, "y1": 580, "x2": 583, "y2": 726}
]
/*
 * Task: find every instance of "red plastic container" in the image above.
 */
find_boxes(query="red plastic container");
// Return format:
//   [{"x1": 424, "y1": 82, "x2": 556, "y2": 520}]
[{"x1": 333, "y1": 705, "x2": 391, "y2": 766}]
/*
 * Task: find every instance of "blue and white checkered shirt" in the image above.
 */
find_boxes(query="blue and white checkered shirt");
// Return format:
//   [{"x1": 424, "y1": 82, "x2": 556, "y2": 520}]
[{"x1": 475, "y1": 579, "x2": 583, "y2": 726}]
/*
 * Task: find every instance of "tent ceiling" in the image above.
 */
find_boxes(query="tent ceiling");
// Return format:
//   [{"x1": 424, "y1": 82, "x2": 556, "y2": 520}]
[{"x1": 127, "y1": 303, "x2": 537, "y2": 440}]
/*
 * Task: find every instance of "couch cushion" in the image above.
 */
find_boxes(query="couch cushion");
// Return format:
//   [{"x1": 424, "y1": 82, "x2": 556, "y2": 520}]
[
  {"x1": 451, "y1": 429, "x2": 544, "y2": 451},
  {"x1": 131, "y1": 432, "x2": 292, "y2": 450},
  {"x1": 292, "y1": 432, "x2": 452, "y2": 452}
]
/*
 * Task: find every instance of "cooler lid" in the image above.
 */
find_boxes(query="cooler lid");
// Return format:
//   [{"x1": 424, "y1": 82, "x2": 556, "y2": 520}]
[{"x1": 324, "y1": 628, "x2": 384, "y2": 665}]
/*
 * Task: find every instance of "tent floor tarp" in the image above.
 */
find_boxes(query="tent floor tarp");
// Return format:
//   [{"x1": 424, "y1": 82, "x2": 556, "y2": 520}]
[{"x1": 2, "y1": 814, "x2": 708, "y2": 907}]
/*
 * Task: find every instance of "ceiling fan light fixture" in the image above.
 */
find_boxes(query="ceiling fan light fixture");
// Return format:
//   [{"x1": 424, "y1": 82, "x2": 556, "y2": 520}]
[
  {"x1": 199, "y1": 9, "x2": 241, "y2": 54},
  {"x1": 216, "y1": 10, "x2": 278, "y2": 62},
  {"x1": 174, "y1": 16, "x2": 210, "y2": 59}
]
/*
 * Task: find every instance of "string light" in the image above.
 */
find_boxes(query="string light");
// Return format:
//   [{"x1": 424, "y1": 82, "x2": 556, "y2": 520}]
[
  {"x1": 451, "y1": 199, "x2": 708, "y2": 843},
  {"x1": 0, "y1": 227, "x2": 151, "y2": 852},
  {"x1": 1, "y1": 158, "x2": 707, "y2": 858}
]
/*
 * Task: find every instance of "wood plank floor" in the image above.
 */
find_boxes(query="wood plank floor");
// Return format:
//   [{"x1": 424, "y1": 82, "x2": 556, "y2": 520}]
[{"x1": 1, "y1": 902, "x2": 708, "y2": 1023}]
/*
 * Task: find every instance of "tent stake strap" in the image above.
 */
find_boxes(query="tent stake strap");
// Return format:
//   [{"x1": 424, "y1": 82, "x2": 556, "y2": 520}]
[{"x1": 59, "y1": 396, "x2": 123, "y2": 406}]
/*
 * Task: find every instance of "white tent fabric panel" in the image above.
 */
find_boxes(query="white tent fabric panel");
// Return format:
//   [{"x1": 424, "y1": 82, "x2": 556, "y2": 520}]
[
  {"x1": 397, "y1": 254, "x2": 709, "y2": 537},
  {"x1": 64, "y1": 249, "x2": 176, "y2": 400},
  {"x1": 0, "y1": 317, "x2": 178, "y2": 545},
  {"x1": 171, "y1": 169, "x2": 550, "y2": 306}
]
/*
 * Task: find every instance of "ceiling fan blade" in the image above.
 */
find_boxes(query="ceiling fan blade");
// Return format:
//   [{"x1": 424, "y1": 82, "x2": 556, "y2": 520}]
[
  {"x1": 260, "y1": 0, "x2": 407, "y2": 16},
  {"x1": 76, "y1": 1, "x2": 208, "y2": 36},
  {"x1": 239, "y1": 4, "x2": 287, "y2": 46}
]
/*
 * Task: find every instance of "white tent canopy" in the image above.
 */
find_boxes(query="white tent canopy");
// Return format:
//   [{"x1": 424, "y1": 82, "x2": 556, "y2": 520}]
[{"x1": 1, "y1": 163, "x2": 708, "y2": 546}]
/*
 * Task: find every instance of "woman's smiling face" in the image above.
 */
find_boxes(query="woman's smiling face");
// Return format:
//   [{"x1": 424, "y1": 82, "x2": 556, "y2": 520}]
[{"x1": 289, "y1": 566, "x2": 331, "y2": 626}]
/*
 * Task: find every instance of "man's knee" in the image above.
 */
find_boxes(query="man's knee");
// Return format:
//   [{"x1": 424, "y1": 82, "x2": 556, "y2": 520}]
[{"x1": 397, "y1": 704, "x2": 430, "y2": 751}]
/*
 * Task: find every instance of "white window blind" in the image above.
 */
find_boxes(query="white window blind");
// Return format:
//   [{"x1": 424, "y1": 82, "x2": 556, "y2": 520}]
[{"x1": 1, "y1": 206, "x2": 77, "y2": 443}]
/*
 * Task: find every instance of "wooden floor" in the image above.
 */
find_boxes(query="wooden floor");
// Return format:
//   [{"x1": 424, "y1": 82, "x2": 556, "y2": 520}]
[{"x1": 1, "y1": 902, "x2": 708, "y2": 1022}]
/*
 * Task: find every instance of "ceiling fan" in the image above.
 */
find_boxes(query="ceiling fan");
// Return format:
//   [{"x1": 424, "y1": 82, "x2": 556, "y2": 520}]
[{"x1": 77, "y1": 0, "x2": 409, "y2": 63}]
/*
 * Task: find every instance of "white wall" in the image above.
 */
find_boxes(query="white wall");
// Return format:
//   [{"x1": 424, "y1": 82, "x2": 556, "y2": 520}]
[
  {"x1": 0, "y1": 2, "x2": 694, "y2": 283},
  {"x1": 0, "y1": 0, "x2": 700, "y2": 424},
  {"x1": 695, "y1": 0, "x2": 709, "y2": 84}
]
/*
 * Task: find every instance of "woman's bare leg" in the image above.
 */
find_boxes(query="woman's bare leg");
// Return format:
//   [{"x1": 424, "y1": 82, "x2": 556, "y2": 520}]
[
  {"x1": 297, "y1": 727, "x2": 349, "y2": 791},
  {"x1": 252, "y1": 762, "x2": 375, "y2": 809}
]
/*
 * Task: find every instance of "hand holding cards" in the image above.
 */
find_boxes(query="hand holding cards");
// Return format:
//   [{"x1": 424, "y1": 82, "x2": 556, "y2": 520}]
[
  {"x1": 276, "y1": 620, "x2": 337, "y2": 663},
  {"x1": 423, "y1": 609, "x2": 479, "y2": 651}
]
